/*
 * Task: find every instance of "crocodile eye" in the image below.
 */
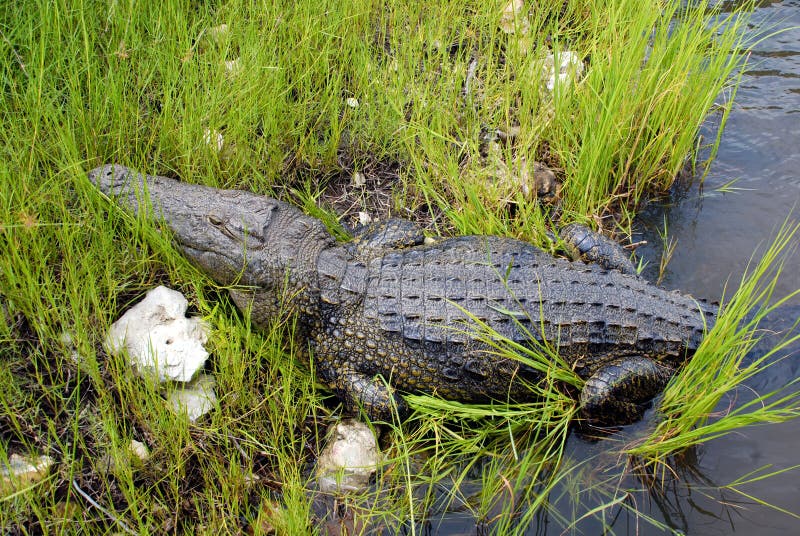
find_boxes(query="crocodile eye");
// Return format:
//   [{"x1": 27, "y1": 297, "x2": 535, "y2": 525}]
[{"x1": 207, "y1": 215, "x2": 224, "y2": 226}]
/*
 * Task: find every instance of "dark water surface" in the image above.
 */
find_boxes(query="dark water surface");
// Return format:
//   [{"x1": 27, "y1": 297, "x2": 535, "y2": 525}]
[
  {"x1": 625, "y1": 0, "x2": 800, "y2": 533},
  {"x1": 648, "y1": 0, "x2": 800, "y2": 301},
  {"x1": 433, "y1": 2, "x2": 800, "y2": 533},
  {"x1": 572, "y1": 1, "x2": 800, "y2": 533}
]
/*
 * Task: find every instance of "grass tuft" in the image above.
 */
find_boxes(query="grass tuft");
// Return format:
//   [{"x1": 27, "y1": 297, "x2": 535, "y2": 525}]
[{"x1": 627, "y1": 220, "x2": 800, "y2": 465}]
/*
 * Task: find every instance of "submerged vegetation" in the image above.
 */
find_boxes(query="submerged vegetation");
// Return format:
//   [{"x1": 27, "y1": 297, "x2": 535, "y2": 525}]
[{"x1": 1, "y1": 0, "x2": 797, "y2": 534}]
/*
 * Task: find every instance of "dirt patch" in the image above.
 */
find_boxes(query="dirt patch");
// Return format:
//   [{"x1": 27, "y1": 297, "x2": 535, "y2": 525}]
[
  {"x1": 322, "y1": 150, "x2": 405, "y2": 228},
  {"x1": 290, "y1": 144, "x2": 444, "y2": 235}
]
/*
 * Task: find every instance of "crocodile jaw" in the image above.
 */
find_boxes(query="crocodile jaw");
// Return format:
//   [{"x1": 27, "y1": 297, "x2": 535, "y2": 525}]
[{"x1": 89, "y1": 164, "x2": 277, "y2": 286}]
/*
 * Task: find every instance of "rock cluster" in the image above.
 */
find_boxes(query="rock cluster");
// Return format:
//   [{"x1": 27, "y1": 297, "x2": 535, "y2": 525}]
[{"x1": 106, "y1": 286, "x2": 216, "y2": 421}]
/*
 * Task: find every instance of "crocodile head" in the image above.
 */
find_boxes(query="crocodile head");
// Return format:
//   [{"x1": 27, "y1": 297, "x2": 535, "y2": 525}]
[{"x1": 89, "y1": 164, "x2": 334, "y2": 288}]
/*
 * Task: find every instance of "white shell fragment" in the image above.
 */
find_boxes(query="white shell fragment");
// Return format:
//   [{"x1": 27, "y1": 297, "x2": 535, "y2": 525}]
[
  {"x1": 316, "y1": 419, "x2": 382, "y2": 493},
  {"x1": 59, "y1": 330, "x2": 82, "y2": 365},
  {"x1": 352, "y1": 171, "x2": 366, "y2": 188},
  {"x1": 539, "y1": 50, "x2": 584, "y2": 92},
  {"x1": 1, "y1": 454, "x2": 54, "y2": 494},
  {"x1": 207, "y1": 24, "x2": 230, "y2": 43},
  {"x1": 128, "y1": 440, "x2": 150, "y2": 463},
  {"x1": 106, "y1": 286, "x2": 210, "y2": 383},
  {"x1": 166, "y1": 373, "x2": 218, "y2": 422},
  {"x1": 500, "y1": 0, "x2": 530, "y2": 35},
  {"x1": 223, "y1": 58, "x2": 242, "y2": 77},
  {"x1": 358, "y1": 212, "x2": 372, "y2": 226},
  {"x1": 97, "y1": 439, "x2": 151, "y2": 476},
  {"x1": 486, "y1": 141, "x2": 559, "y2": 199}
]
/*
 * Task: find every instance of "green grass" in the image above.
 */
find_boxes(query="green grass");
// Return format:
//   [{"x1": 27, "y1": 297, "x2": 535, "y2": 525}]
[{"x1": 2, "y1": 0, "x2": 794, "y2": 533}]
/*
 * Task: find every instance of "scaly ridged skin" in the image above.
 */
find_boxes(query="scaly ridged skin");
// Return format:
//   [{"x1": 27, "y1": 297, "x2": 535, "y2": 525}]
[
  {"x1": 90, "y1": 165, "x2": 718, "y2": 426},
  {"x1": 315, "y1": 235, "x2": 716, "y2": 422}
]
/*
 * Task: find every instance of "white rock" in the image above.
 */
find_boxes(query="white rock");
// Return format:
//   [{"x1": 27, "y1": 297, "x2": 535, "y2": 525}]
[
  {"x1": 166, "y1": 373, "x2": 217, "y2": 422},
  {"x1": 128, "y1": 440, "x2": 150, "y2": 463},
  {"x1": 97, "y1": 439, "x2": 151, "y2": 477},
  {"x1": 1, "y1": 454, "x2": 54, "y2": 493},
  {"x1": 59, "y1": 330, "x2": 82, "y2": 365},
  {"x1": 358, "y1": 212, "x2": 372, "y2": 226},
  {"x1": 106, "y1": 286, "x2": 210, "y2": 383},
  {"x1": 207, "y1": 24, "x2": 229, "y2": 42},
  {"x1": 352, "y1": 171, "x2": 366, "y2": 188},
  {"x1": 316, "y1": 419, "x2": 381, "y2": 493},
  {"x1": 100, "y1": 438, "x2": 151, "y2": 475},
  {"x1": 539, "y1": 50, "x2": 584, "y2": 92},
  {"x1": 223, "y1": 58, "x2": 241, "y2": 77}
]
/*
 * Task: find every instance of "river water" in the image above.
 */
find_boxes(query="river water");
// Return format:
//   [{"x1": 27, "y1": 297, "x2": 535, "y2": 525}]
[
  {"x1": 628, "y1": 1, "x2": 800, "y2": 533},
  {"x1": 432, "y1": 1, "x2": 800, "y2": 533},
  {"x1": 566, "y1": 1, "x2": 800, "y2": 533},
  {"x1": 649, "y1": 0, "x2": 800, "y2": 301}
]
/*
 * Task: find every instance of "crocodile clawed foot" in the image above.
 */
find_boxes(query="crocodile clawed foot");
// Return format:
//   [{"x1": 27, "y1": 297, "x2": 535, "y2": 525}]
[
  {"x1": 335, "y1": 371, "x2": 409, "y2": 423},
  {"x1": 579, "y1": 357, "x2": 673, "y2": 426},
  {"x1": 559, "y1": 223, "x2": 639, "y2": 276}
]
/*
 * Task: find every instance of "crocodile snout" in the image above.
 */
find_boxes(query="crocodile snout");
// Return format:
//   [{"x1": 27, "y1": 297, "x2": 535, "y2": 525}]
[{"x1": 88, "y1": 164, "x2": 134, "y2": 196}]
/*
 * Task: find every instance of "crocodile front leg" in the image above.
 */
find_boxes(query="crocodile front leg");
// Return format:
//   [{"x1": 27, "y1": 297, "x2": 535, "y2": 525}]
[
  {"x1": 579, "y1": 357, "x2": 673, "y2": 426},
  {"x1": 313, "y1": 347, "x2": 409, "y2": 421},
  {"x1": 559, "y1": 223, "x2": 638, "y2": 276},
  {"x1": 336, "y1": 372, "x2": 408, "y2": 422},
  {"x1": 331, "y1": 370, "x2": 408, "y2": 422},
  {"x1": 348, "y1": 218, "x2": 426, "y2": 258}
]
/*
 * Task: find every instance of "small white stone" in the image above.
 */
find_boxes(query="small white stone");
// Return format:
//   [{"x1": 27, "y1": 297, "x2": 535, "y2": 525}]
[
  {"x1": 166, "y1": 373, "x2": 217, "y2": 422},
  {"x1": 128, "y1": 440, "x2": 150, "y2": 463},
  {"x1": 97, "y1": 439, "x2": 151, "y2": 476},
  {"x1": 223, "y1": 58, "x2": 241, "y2": 77},
  {"x1": 203, "y1": 128, "x2": 225, "y2": 153},
  {"x1": 358, "y1": 212, "x2": 372, "y2": 226},
  {"x1": 539, "y1": 50, "x2": 584, "y2": 92},
  {"x1": 1, "y1": 454, "x2": 54, "y2": 493},
  {"x1": 500, "y1": 0, "x2": 530, "y2": 35},
  {"x1": 207, "y1": 24, "x2": 229, "y2": 42},
  {"x1": 352, "y1": 171, "x2": 366, "y2": 188},
  {"x1": 345, "y1": 97, "x2": 359, "y2": 108},
  {"x1": 106, "y1": 286, "x2": 210, "y2": 383},
  {"x1": 59, "y1": 330, "x2": 82, "y2": 365},
  {"x1": 59, "y1": 330, "x2": 73, "y2": 346},
  {"x1": 316, "y1": 419, "x2": 381, "y2": 493}
]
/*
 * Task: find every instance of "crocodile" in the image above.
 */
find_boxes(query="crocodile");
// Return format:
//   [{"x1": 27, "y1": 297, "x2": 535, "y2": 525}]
[{"x1": 89, "y1": 164, "x2": 717, "y2": 426}]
